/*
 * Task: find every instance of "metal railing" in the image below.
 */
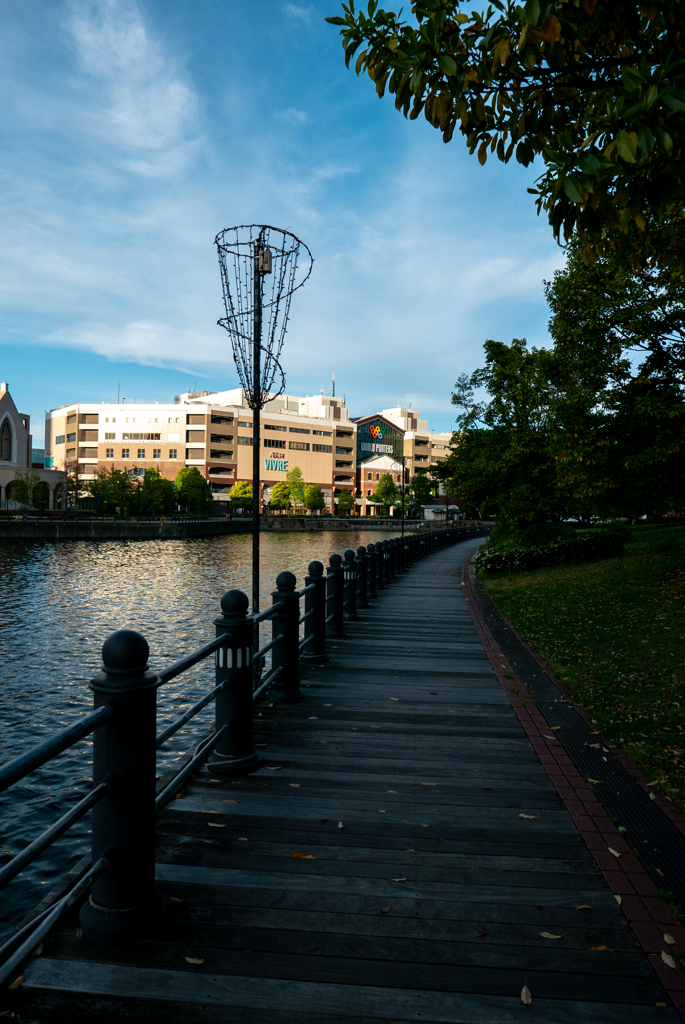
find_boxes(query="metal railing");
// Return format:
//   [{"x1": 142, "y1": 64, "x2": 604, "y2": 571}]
[{"x1": 0, "y1": 523, "x2": 489, "y2": 985}]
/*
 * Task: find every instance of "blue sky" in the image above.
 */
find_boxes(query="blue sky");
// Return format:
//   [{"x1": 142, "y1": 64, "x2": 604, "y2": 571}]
[{"x1": 1, "y1": 0, "x2": 565, "y2": 444}]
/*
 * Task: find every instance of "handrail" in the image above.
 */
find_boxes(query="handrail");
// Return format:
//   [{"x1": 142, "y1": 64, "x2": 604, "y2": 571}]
[
  {"x1": 156, "y1": 679, "x2": 230, "y2": 748},
  {"x1": 252, "y1": 602, "x2": 284, "y2": 624},
  {"x1": 298, "y1": 633, "x2": 314, "y2": 653},
  {"x1": 155, "y1": 633, "x2": 230, "y2": 687},
  {"x1": 254, "y1": 633, "x2": 284, "y2": 663},
  {"x1": 298, "y1": 583, "x2": 316, "y2": 597},
  {"x1": 0, "y1": 782, "x2": 111, "y2": 890},
  {"x1": 0, "y1": 704, "x2": 115, "y2": 793},
  {"x1": 252, "y1": 664, "x2": 283, "y2": 701},
  {"x1": 299, "y1": 608, "x2": 314, "y2": 625},
  {"x1": 155, "y1": 723, "x2": 230, "y2": 811}
]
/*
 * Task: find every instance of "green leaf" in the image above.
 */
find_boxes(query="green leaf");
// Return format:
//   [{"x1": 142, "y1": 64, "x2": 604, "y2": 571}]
[
  {"x1": 524, "y1": 0, "x2": 540, "y2": 24},
  {"x1": 438, "y1": 55, "x2": 458, "y2": 76},
  {"x1": 325, "y1": 17, "x2": 348, "y2": 25},
  {"x1": 563, "y1": 175, "x2": 584, "y2": 204},
  {"x1": 578, "y1": 153, "x2": 601, "y2": 174},
  {"x1": 616, "y1": 130, "x2": 637, "y2": 163},
  {"x1": 654, "y1": 127, "x2": 674, "y2": 156},
  {"x1": 662, "y1": 89, "x2": 685, "y2": 113}
]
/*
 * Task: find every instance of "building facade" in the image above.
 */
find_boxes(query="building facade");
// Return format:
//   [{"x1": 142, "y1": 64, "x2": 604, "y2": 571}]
[{"x1": 1, "y1": 382, "x2": 67, "y2": 508}]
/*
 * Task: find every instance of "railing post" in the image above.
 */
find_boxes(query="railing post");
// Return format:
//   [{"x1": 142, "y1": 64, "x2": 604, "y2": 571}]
[
  {"x1": 343, "y1": 549, "x2": 359, "y2": 620},
  {"x1": 208, "y1": 590, "x2": 259, "y2": 775},
  {"x1": 356, "y1": 545, "x2": 369, "y2": 608},
  {"x1": 269, "y1": 572, "x2": 303, "y2": 702},
  {"x1": 301, "y1": 561, "x2": 329, "y2": 663},
  {"x1": 375, "y1": 541, "x2": 385, "y2": 591},
  {"x1": 326, "y1": 553, "x2": 346, "y2": 638},
  {"x1": 389, "y1": 537, "x2": 398, "y2": 578},
  {"x1": 381, "y1": 540, "x2": 391, "y2": 584},
  {"x1": 366, "y1": 543, "x2": 377, "y2": 599},
  {"x1": 80, "y1": 630, "x2": 165, "y2": 943}
]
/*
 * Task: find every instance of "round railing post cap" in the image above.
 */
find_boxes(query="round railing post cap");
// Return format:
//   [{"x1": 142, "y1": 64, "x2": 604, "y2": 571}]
[
  {"x1": 344, "y1": 548, "x2": 355, "y2": 561},
  {"x1": 102, "y1": 630, "x2": 149, "y2": 675},
  {"x1": 220, "y1": 589, "x2": 249, "y2": 617},
  {"x1": 329, "y1": 553, "x2": 342, "y2": 566},
  {"x1": 356, "y1": 545, "x2": 366, "y2": 556},
  {"x1": 307, "y1": 560, "x2": 324, "y2": 576},
  {"x1": 375, "y1": 541, "x2": 383, "y2": 550},
  {"x1": 276, "y1": 570, "x2": 297, "y2": 590},
  {"x1": 367, "y1": 543, "x2": 375, "y2": 553}
]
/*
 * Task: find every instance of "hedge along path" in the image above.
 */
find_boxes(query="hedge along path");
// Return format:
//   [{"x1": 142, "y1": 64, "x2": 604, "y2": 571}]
[{"x1": 15, "y1": 540, "x2": 677, "y2": 1023}]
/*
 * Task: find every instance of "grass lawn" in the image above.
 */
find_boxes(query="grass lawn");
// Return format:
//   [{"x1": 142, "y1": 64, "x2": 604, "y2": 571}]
[{"x1": 481, "y1": 524, "x2": 685, "y2": 811}]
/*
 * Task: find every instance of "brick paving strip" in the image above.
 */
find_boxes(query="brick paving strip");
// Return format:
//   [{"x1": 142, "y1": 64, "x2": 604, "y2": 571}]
[{"x1": 462, "y1": 550, "x2": 685, "y2": 1020}]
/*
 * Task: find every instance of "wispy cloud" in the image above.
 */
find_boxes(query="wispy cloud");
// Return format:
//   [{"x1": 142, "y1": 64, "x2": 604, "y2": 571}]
[{"x1": 283, "y1": 3, "x2": 312, "y2": 23}]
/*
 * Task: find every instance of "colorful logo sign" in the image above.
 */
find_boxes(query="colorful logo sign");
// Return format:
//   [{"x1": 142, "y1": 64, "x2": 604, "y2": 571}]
[{"x1": 369, "y1": 425, "x2": 384, "y2": 440}]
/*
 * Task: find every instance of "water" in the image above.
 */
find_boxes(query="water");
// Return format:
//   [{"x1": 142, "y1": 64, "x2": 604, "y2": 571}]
[{"x1": 0, "y1": 529, "x2": 396, "y2": 938}]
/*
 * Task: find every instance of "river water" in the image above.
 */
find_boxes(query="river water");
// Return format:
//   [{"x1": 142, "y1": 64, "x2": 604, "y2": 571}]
[{"x1": 0, "y1": 529, "x2": 397, "y2": 938}]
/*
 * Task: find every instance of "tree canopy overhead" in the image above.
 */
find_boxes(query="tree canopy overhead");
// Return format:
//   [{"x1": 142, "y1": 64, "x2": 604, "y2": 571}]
[{"x1": 327, "y1": 0, "x2": 685, "y2": 259}]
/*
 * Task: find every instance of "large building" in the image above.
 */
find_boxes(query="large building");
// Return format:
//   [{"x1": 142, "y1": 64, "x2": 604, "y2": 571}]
[{"x1": 1, "y1": 382, "x2": 67, "y2": 508}]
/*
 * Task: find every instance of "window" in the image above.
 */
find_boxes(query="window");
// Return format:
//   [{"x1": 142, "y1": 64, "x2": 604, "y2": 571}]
[
  {"x1": 106, "y1": 448, "x2": 114, "y2": 458},
  {"x1": 66, "y1": 448, "x2": 75, "y2": 457},
  {"x1": 187, "y1": 414, "x2": 204, "y2": 425},
  {"x1": 367, "y1": 489, "x2": 372, "y2": 496},
  {"x1": 122, "y1": 449, "x2": 130, "y2": 459},
  {"x1": 313, "y1": 429, "x2": 332, "y2": 436},
  {"x1": 210, "y1": 433, "x2": 233, "y2": 443},
  {"x1": 0, "y1": 419, "x2": 12, "y2": 461},
  {"x1": 238, "y1": 420, "x2": 252, "y2": 428},
  {"x1": 336, "y1": 446, "x2": 352, "y2": 455},
  {"x1": 433, "y1": 444, "x2": 446, "y2": 449},
  {"x1": 104, "y1": 433, "x2": 115, "y2": 440},
  {"x1": 312, "y1": 444, "x2": 332, "y2": 453},
  {"x1": 153, "y1": 449, "x2": 161, "y2": 459},
  {"x1": 265, "y1": 439, "x2": 287, "y2": 449},
  {"x1": 55, "y1": 434, "x2": 65, "y2": 445},
  {"x1": 168, "y1": 417, "x2": 180, "y2": 424},
  {"x1": 265, "y1": 424, "x2": 287, "y2": 432},
  {"x1": 137, "y1": 449, "x2": 146, "y2": 459},
  {"x1": 238, "y1": 436, "x2": 253, "y2": 446},
  {"x1": 169, "y1": 449, "x2": 177, "y2": 459},
  {"x1": 376, "y1": 473, "x2": 379, "y2": 480},
  {"x1": 67, "y1": 413, "x2": 76, "y2": 424},
  {"x1": 211, "y1": 414, "x2": 233, "y2": 425},
  {"x1": 121, "y1": 433, "x2": 160, "y2": 441},
  {"x1": 67, "y1": 432, "x2": 76, "y2": 443},
  {"x1": 289, "y1": 427, "x2": 310, "y2": 434},
  {"x1": 289, "y1": 441, "x2": 309, "y2": 451},
  {"x1": 367, "y1": 472, "x2": 372, "y2": 480},
  {"x1": 336, "y1": 430, "x2": 353, "y2": 438}
]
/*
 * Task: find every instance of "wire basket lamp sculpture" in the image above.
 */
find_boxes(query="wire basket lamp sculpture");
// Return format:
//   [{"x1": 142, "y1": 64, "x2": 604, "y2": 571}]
[{"x1": 216, "y1": 224, "x2": 313, "y2": 621}]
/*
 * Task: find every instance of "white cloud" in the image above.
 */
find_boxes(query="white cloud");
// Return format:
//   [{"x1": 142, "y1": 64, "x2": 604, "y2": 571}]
[
  {"x1": 283, "y1": 3, "x2": 312, "y2": 22},
  {"x1": 279, "y1": 108, "x2": 309, "y2": 125}
]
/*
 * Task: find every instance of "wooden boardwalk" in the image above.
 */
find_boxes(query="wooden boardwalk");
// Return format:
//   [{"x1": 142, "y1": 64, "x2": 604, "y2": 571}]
[{"x1": 17, "y1": 540, "x2": 676, "y2": 1023}]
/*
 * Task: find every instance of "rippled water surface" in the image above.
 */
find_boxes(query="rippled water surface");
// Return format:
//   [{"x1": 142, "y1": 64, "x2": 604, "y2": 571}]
[{"x1": 0, "y1": 530, "x2": 396, "y2": 937}]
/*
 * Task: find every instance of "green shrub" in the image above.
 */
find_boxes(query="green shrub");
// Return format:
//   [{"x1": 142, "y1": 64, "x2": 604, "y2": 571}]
[{"x1": 476, "y1": 529, "x2": 625, "y2": 574}]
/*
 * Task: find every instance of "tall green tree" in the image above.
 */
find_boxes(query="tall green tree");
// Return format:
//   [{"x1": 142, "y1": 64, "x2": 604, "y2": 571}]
[
  {"x1": 304, "y1": 485, "x2": 326, "y2": 513},
  {"x1": 229, "y1": 480, "x2": 253, "y2": 511},
  {"x1": 371, "y1": 472, "x2": 397, "y2": 514},
  {"x1": 269, "y1": 481, "x2": 291, "y2": 511},
  {"x1": 175, "y1": 467, "x2": 213, "y2": 513},
  {"x1": 12, "y1": 468, "x2": 41, "y2": 507},
  {"x1": 336, "y1": 490, "x2": 355, "y2": 516},
  {"x1": 327, "y1": 1, "x2": 685, "y2": 258},
  {"x1": 410, "y1": 470, "x2": 434, "y2": 506},
  {"x1": 286, "y1": 466, "x2": 306, "y2": 508},
  {"x1": 87, "y1": 468, "x2": 134, "y2": 514},
  {"x1": 140, "y1": 468, "x2": 175, "y2": 515}
]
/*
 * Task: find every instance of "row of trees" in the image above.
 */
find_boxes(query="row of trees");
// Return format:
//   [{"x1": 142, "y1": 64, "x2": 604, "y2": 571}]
[
  {"x1": 436, "y1": 225, "x2": 685, "y2": 525},
  {"x1": 86, "y1": 467, "x2": 214, "y2": 515}
]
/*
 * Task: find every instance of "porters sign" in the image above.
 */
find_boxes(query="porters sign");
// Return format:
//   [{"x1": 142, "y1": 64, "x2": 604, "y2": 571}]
[{"x1": 358, "y1": 419, "x2": 404, "y2": 461}]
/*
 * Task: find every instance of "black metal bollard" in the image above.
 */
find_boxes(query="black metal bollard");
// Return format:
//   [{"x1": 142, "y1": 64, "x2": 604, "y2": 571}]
[
  {"x1": 301, "y1": 560, "x2": 329, "y2": 663},
  {"x1": 375, "y1": 541, "x2": 385, "y2": 591},
  {"x1": 80, "y1": 630, "x2": 166, "y2": 943},
  {"x1": 366, "y1": 543, "x2": 378, "y2": 599},
  {"x1": 326, "y1": 553, "x2": 347, "y2": 638},
  {"x1": 269, "y1": 572, "x2": 303, "y2": 702},
  {"x1": 381, "y1": 540, "x2": 391, "y2": 585},
  {"x1": 343, "y1": 549, "x2": 359, "y2": 620},
  {"x1": 390, "y1": 538, "x2": 398, "y2": 579},
  {"x1": 356, "y1": 545, "x2": 369, "y2": 608},
  {"x1": 208, "y1": 590, "x2": 260, "y2": 776}
]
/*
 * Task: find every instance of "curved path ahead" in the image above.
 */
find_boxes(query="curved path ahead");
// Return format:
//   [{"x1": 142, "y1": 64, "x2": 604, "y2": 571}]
[{"x1": 18, "y1": 539, "x2": 676, "y2": 1023}]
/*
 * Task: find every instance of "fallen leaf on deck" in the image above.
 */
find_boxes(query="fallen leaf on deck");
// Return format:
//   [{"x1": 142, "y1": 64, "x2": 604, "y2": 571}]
[
  {"x1": 75, "y1": 928, "x2": 83, "y2": 937},
  {"x1": 381, "y1": 906, "x2": 391, "y2": 914},
  {"x1": 662, "y1": 950, "x2": 677, "y2": 969},
  {"x1": 521, "y1": 984, "x2": 532, "y2": 1005},
  {"x1": 308, "y1": 717, "x2": 320, "y2": 720},
  {"x1": 391, "y1": 877, "x2": 407, "y2": 883},
  {"x1": 289, "y1": 783, "x2": 300, "y2": 788},
  {"x1": 540, "y1": 932, "x2": 566, "y2": 940},
  {"x1": 223, "y1": 799, "x2": 237, "y2": 804},
  {"x1": 32, "y1": 944, "x2": 43, "y2": 957},
  {"x1": 8, "y1": 976, "x2": 23, "y2": 990},
  {"x1": 576, "y1": 905, "x2": 592, "y2": 910},
  {"x1": 421, "y1": 783, "x2": 437, "y2": 786},
  {"x1": 378, "y1": 809, "x2": 386, "y2": 813},
  {"x1": 647, "y1": 780, "x2": 660, "y2": 786},
  {"x1": 429, "y1": 692, "x2": 438, "y2": 695},
  {"x1": 291, "y1": 851, "x2": 316, "y2": 859},
  {"x1": 588, "y1": 945, "x2": 614, "y2": 952},
  {"x1": 338, "y1": 821, "x2": 344, "y2": 828},
  {"x1": 185, "y1": 957, "x2": 205, "y2": 965},
  {"x1": 421, "y1": 824, "x2": 430, "y2": 827},
  {"x1": 519, "y1": 814, "x2": 536, "y2": 819},
  {"x1": 664, "y1": 933, "x2": 676, "y2": 945},
  {"x1": 615, "y1": 894, "x2": 622, "y2": 905},
  {"x1": 339, "y1": 748, "x2": 345, "y2": 751},
  {"x1": 608, "y1": 848, "x2": 621, "y2": 858},
  {"x1": 387, "y1": 790, "x2": 397, "y2": 794},
  {"x1": 650, "y1": 792, "x2": 656, "y2": 801},
  {"x1": 406, "y1": 848, "x2": 415, "y2": 852},
  {"x1": 209, "y1": 778, "x2": 221, "y2": 781},
  {"x1": 590, "y1": 730, "x2": 600, "y2": 735},
  {"x1": 390, "y1": 698, "x2": 399, "y2": 701},
  {"x1": 202, "y1": 809, "x2": 220, "y2": 814},
  {"x1": 481, "y1": 786, "x2": 492, "y2": 790},
  {"x1": 474, "y1": 928, "x2": 487, "y2": 938},
  {"x1": 237, "y1": 837, "x2": 248, "y2": 841},
  {"x1": 265, "y1": 766, "x2": 282, "y2": 770},
  {"x1": 589, "y1": 743, "x2": 601, "y2": 748},
  {"x1": 208, "y1": 822, "x2": 227, "y2": 828},
  {"x1": 166, "y1": 896, "x2": 184, "y2": 903}
]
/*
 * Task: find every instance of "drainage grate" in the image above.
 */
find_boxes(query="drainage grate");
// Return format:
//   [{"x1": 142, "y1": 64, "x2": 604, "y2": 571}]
[{"x1": 471, "y1": 569, "x2": 685, "y2": 913}]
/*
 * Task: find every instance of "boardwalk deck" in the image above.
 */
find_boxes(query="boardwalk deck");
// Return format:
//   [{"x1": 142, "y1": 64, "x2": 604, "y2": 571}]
[{"x1": 15, "y1": 540, "x2": 676, "y2": 1023}]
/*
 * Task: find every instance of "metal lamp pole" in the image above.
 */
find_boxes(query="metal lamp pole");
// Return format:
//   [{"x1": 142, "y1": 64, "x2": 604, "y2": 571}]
[{"x1": 252, "y1": 238, "x2": 263, "y2": 619}]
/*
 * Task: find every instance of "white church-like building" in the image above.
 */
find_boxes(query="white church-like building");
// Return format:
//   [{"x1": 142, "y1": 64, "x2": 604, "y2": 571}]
[{"x1": 0, "y1": 382, "x2": 67, "y2": 509}]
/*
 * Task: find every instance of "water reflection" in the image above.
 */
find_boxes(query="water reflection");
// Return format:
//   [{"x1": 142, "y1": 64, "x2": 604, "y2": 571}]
[{"x1": 0, "y1": 530, "x2": 396, "y2": 935}]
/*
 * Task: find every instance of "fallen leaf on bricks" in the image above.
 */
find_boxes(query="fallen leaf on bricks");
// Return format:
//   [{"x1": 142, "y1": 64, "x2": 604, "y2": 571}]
[
  {"x1": 540, "y1": 932, "x2": 566, "y2": 940},
  {"x1": 576, "y1": 905, "x2": 592, "y2": 910},
  {"x1": 589, "y1": 743, "x2": 601, "y2": 748},
  {"x1": 223, "y1": 799, "x2": 237, "y2": 804},
  {"x1": 647, "y1": 780, "x2": 660, "y2": 786},
  {"x1": 661, "y1": 950, "x2": 678, "y2": 969},
  {"x1": 521, "y1": 984, "x2": 532, "y2": 1005},
  {"x1": 664, "y1": 933, "x2": 676, "y2": 945},
  {"x1": 608, "y1": 848, "x2": 621, "y2": 858},
  {"x1": 208, "y1": 823, "x2": 227, "y2": 828},
  {"x1": 391, "y1": 877, "x2": 408, "y2": 883},
  {"x1": 381, "y1": 906, "x2": 391, "y2": 914},
  {"x1": 185, "y1": 957, "x2": 205, "y2": 965},
  {"x1": 291, "y1": 852, "x2": 316, "y2": 859},
  {"x1": 590, "y1": 730, "x2": 600, "y2": 735},
  {"x1": 549, "y1": 726, "x2": 561, "y2": 731},
  {"x1": 588, "y1": 945, "x2": 614, "y2": 952},
  {"x1": 8, "y1": 976, "x2": 23, "y2": 990},
  {"x1": 656, "y1": 868, "x2": 664, "y2": 876},
  {"x1": 544, "y1": 735, "x2": 556, "y2": 740},
  {"x1": 614, "y1": 895, "x2": 622, "y2": 905},
  {"x1": 474, "y1": 928, "x2": 487, "y2": 938},
  {"x1": 587, "y1": 779, "x2": 602, "y2": 785},
  {"x1": 519, "y1": 814, "x2": 536, "y2": 819}
]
